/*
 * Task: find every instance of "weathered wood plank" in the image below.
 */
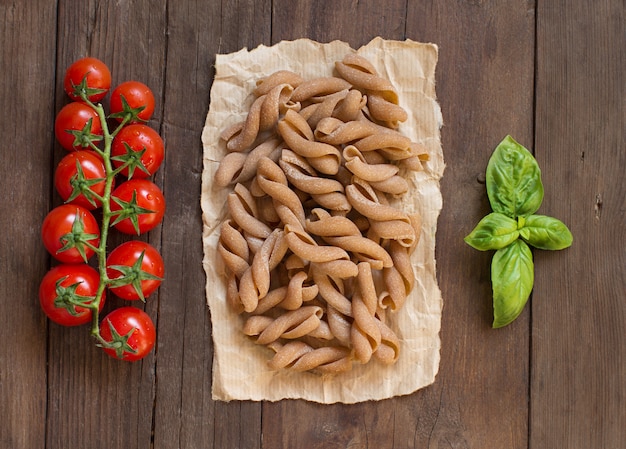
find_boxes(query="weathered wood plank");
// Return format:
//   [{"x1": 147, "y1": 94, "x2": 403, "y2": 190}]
[
  {"x1": 0, "y1": 1, "x2": 56, "y2": 447},
  {"x1": 532, "y1": 1, "x2": 625, "y2": 447}
]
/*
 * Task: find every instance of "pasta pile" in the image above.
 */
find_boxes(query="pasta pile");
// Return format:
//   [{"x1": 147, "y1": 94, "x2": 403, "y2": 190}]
[{"x1": 214, "y1": 53, "x2": 429, "y2": 374}]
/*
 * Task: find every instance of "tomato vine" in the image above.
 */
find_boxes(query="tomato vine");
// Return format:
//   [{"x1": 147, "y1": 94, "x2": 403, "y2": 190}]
[{"x1": 40, "y1": 57, "x2": 164, "y2": 361}]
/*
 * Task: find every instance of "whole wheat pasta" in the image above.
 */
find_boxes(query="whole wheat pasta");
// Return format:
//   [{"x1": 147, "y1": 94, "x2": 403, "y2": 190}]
[
  {"x1": 352, "y1": 131, "x2": 412, "y2": 157},
  {"x1": 249, "y1": 228, "x2": 285, "y2": 300},
  {"x1": 252, "y1": 269, "x2": 318, "y2": 314},
  {"x1": 279, "y1": 149, "x2": 344, "y2": 196},
  {"x1": 369, "y1": 175, "x2": 409, "y2": 195},
  {"x1": 326, "y1": 304, "x2": 352, "y2": 347},
  {"x1": 220, "y1": 95, "x2": 265, "y2": 152},
  {"x1": 279, "y1": 149, "x2": 351, "y2": 213},
  {"x1": 277, "y1": 109, "x2": 342, "y2": 175},
  {"x1": 214, "y1": 137, "x2": 282, "y2": 187},
  {"x1": 334, "y1": 53, "x2": 397, "y2": 101},
  {"x1": 214, "y1": 53, "x2": 428, "y2": 374},
  {"x1": 266, "y1": 340, "x2": 313, "y2": 370},
  {"x1": 280, "y1": 270, "x2": 319, "y2": 310},
  {"x1": 305, "y1": 208, "x2": 393, "y2": 270},
  {"x1": 284, "y1": 223, "x2": 350, "y2": 264},
  {"x1": 335, "y1": 53, "x2": 408, "y2": 127},
  {"x1": 333, "y1": 89, "x2": 368, "y2": 122},
  {"x1": 259, "y1": 83, "x2": 297, "y2": 131},
  {"x1": 314, "y1": 117, "x2": 379, "y2": 145},
  {"x1": 373, "y1": 318, "x2": 401, "y2": 365},
  {"x1": 343, "y1": 145, "x2": 399, "y2": 182},
  {"x1": 267, "y1": 341, "x2": 353, "y2": 374},
  {"x1": 290, "y1": 345, "x2": 353, "y2": 374},
  {"x1": 369, "y1": 218, "x2": 417, "y2": 248},
  {"x1": 299, "y1": 88, "x2": 350, "y2": 128},
  {"x1": 243, "y1": 306, "x2": 325, "y2": 345},
  {"x1": 227, "y1": 183, "x2": 273, "y2": 239},
  {"x1": 236, "y1": 268, "x2": 261, "y2": 313},
  {"x1": 345, "y1": 180, "x2": 411, "y2": 223},
  {"x1": 217, "y1": 219, "x2": 250, "y2": 278},
  {"x1": 256, "y1": 157, "x2": 306, "y2": 228},
  {"x1": 388, "y1": 239, "x2": 417, "y2": 292},
  {"x1": 290, "y1": 76, "x2": 352, "y2": 103},
  {"x1": 309, "y1": 259, "x2": 359, "y2": 279},
  {"x1": 254, "y1": 70, "x2": 305, "y2": 96},
  {"x1": 221, "y1": 84, "x2": 297, "y2": 152},
  {"x1": 305, "y1": 208, "x2": 361, "y2": 236},
  {"x1": 254, "y1": 286, "x2": 289, "y2": 315},
  {"x1": 226, "y1": 273, "x2": 244, "y2": 313},
  {"x1": 381, "y1": 265, "x2": 408, "y2": 311},
  {"x1": 366, "y1": 93, "x2": 409, "y2": 128},
  {"x1": 350, "y1": 263, "x2": 383, "y2": 364},
  {"x1": 311, "y1": 266, "x2": 353, "y2": 317},
  {"x1": 214, "y1": 152, "x2": 248, "y2": 188}
]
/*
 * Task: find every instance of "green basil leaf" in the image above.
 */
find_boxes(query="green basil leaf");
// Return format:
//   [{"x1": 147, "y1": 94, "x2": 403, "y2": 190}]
[
  {"x1": 464, "y1": 212, "x2": 520, "y2": 251},
  {"x1": 486, "y1": 135, "x2": 544, "y2": 218},
  {"x1": 519, "y1": 214, "x2": 573, "y2": 250},
  {"x1": 491, "y1": 239, "x2": 534, "y2": 328}
]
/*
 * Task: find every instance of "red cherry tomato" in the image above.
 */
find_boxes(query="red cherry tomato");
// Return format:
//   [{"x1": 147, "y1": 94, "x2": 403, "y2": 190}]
[
  {"x1": 109, "y1": 81, "x2": 155, "y2": 123},
  {"x1": 110, "y1": 179, "x2": 165, "y2": 235},
  {"x1": 55, "y1": 102, "x2": 103, "y2": 151},
  {"x1": 42, "y1": 204, "x2": 100, "y2": 263},
  {"x1": 63, "y1": 57, "x2": 112, "y2": 102},
  {"x1": 39, "y1": 264, "x2": 104, "y2": 326},
  {"x1": 54, "y1": 150, "x2": 110, "y2": 210},
  {"x1": 111, "y1": 124, "x2": 164, "y2": 178},
  {"x1": 106, "y1": 240, "x2": 164, "y2": 300},
  {"x1": 99, "y1": 307, "x2": 156, "y2": 361}
]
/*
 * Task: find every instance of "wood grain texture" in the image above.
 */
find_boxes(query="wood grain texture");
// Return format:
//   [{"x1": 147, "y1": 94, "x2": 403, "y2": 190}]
[
  {"x1": 0, "y1": 0, "x2": 624, "y2": 448},
  {"x1": 532, "y1": 1, "x2": 626, "y2": 448},
  {"x1": 0, "y1": 1, "x2": 55, "y2": 448}
]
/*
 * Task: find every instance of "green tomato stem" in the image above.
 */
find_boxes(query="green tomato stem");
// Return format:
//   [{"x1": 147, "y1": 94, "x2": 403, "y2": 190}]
[{"x1": 84, "y1": 98, "x2": 117, "y2": 347}]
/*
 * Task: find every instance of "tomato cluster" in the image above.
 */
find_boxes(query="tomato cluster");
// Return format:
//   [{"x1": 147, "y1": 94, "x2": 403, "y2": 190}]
[{"x1": 40, "y1": 57, "x2": 165, "y2": 362}]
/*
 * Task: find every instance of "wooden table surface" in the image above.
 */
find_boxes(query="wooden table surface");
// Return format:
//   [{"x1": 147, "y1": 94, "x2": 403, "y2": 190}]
[{"x1": 1, "y1": 1, "x2": 624, "y2": 448}]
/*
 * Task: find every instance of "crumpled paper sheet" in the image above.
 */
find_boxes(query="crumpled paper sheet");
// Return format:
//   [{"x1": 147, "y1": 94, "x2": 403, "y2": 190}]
[{"x1": 201, "y1": 37, "x2": 445, "y2": 404}]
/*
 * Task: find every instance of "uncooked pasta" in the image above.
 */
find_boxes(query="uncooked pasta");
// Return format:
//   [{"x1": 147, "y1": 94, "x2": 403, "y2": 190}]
[{"x1": 215, "y1": 52, "x2": 428, "y2": 374}]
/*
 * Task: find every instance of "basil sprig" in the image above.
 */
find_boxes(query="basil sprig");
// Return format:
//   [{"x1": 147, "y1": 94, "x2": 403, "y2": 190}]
[{"x1": 465, "y1": 135, "x2": 573, "y2": 328}]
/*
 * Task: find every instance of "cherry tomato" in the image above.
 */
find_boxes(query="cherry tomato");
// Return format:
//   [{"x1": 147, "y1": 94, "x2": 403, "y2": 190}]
[
  {"x1": 111, "y1": 124, "x2": 164, "y2": 178},
  {"x1": 109, "y1": 81, "x2": 155, "y2": 123},
  {"x1": 39, "y1": 264, "x2": 104, "y2": 326},
  {"x1": 110, "y1": 179, "x2": 165, "y2": 235},
  {"x1": 55, "y1": 102, "x2": 103, "y2": 151},
  {"x1": 54, "y1": 150, "x2": 110, "y2": 210},
  {"x1": 106, "y1": 240, "x2": 164, "y2": 300},
  {"x1": 42, "y1": 204, "x2": 100, "y2": 263},
  {"x1": 63, "y1": 57, "x2": 112, "y2": 102},
  {"x1": 99, "y1": 307, "x2": 156, "y2": 361}
]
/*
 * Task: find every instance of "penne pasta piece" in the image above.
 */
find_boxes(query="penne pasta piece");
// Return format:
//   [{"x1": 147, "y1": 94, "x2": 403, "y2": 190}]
[
  {"x1": 254, "y1": 70, "x2": 305, "y2": 96},
  {"x1": 227, "y1": 183, "x2": 273, "y2": 239},
  {"x1": 343, "y1": 145, "x2": 399, "y2": 182},
  {"x1": 291, "y1": 77, "x2": 352, "y2": 102},
  {"x1": 278, "y1": 110, "x2": 342, "y2": 175},
  {"x1": 217, "y1": 219, "x2": 250, "y2": 278}
]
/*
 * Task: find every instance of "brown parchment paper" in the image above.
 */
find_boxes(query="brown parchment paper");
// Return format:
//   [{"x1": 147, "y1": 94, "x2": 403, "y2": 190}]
[{"x1": 201, "y1": 37, "x2": 445, "y2": 404}]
